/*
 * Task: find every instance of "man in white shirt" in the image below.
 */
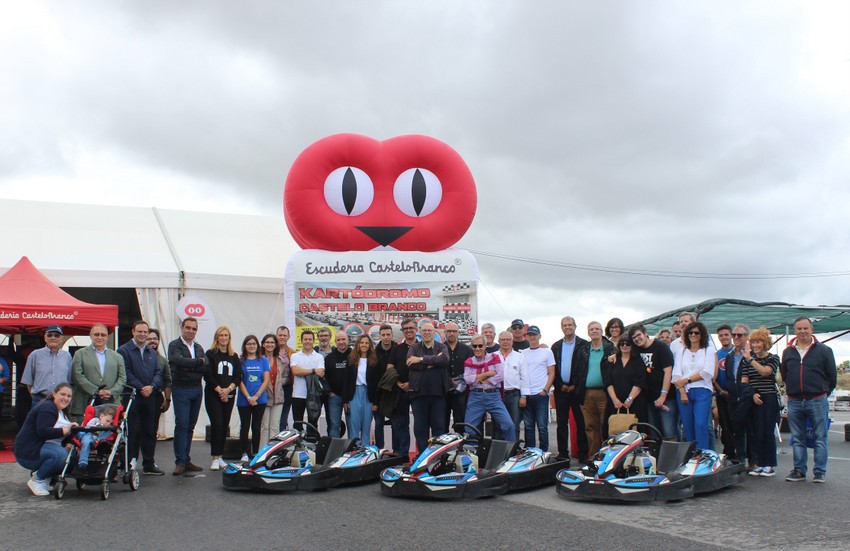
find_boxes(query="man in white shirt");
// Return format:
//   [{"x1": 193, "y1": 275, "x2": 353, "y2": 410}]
[
  {"x1": 290, "y1": 330, "x2": 326, "y2": 437},
  {"x1": 519, "y1": 325, "x2": 555, "y2": 451},
  {"x1": 497, "y1": 331, "x2": 526, "y2": 441}
]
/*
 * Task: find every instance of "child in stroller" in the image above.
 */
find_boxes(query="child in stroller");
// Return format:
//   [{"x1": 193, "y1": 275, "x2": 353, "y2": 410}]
[{"x1": 78, "y1": 405, "x2": 118, "y2": 470}]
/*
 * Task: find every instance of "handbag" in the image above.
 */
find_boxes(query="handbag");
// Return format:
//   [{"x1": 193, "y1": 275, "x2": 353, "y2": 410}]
[{"x1": 607, "y1": 407, "x2": 638, "y2": 436}]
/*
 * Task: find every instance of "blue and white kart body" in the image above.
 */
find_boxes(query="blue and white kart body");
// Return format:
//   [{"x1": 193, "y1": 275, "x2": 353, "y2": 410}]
[
  {"x1": 222, "y1": 429, "x2": 403, "y2": 492},
  {"x1": 556, "y1": 424, "x2": 746, "y2": 502},
  {"x1": 380, "y1": 425, "x2": 568, "y2": 499}
]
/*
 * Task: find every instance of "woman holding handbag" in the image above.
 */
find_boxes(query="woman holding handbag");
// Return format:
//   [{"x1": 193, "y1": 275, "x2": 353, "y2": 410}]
[
  {"x1": 603, "y1": 336, "x2": 647, "y2": 436},
  {"x1": 672, "y1": 321, "x2": 715, "y2": 449}
]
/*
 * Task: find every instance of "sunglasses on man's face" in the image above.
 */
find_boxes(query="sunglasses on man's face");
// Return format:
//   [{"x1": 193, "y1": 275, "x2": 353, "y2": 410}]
[{"x1": 471, "y1": 344, "x2": 485, "y2": 349}]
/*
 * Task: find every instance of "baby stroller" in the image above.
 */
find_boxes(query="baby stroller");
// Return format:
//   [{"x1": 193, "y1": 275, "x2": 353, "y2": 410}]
[{"x1": 54, "y1": 387, "x2": 140, "y2": 500}]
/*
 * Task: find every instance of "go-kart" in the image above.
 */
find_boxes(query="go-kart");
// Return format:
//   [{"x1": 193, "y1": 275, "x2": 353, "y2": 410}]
[
  {"x1": 555, "y1": 423, "x2": 746, "y2": 502},
  {"x1": 222, "y1": 422, "x2": 404, "y2": 492},
  {"x1": 379, "y1": 423, "x2": 568, "y2": 499}
]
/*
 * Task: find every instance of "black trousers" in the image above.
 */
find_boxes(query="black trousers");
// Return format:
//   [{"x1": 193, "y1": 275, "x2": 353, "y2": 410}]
[
  {"x1": 238, "y1": 404, "x2": 264, "y2": 456},
  {"x1": 715, "y1": 393, "x2": 735, "y2": 457},
  {"x1": 444, "y1": 390, "x2": 467, "y2": 433},
  {"x1": 204, "y1": 389, "x2": 235, "y2": 456},
  {"x1": 291, "y1": 397, "x2": 321, "y2": 439},
  {"x1": 553, "y1": 389, "x2": 588, "y2": 460},
  {"x1": 127, "y1": 392, "x2": 158, "y2": 468},
  {"x1": 411, "y1": 395, "x2": 447, "y2": 453}
]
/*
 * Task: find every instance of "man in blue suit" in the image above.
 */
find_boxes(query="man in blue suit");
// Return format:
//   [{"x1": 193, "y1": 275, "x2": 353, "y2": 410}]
[{"x1": 118, "y1": 320, "x2": 164, "y2": 475}]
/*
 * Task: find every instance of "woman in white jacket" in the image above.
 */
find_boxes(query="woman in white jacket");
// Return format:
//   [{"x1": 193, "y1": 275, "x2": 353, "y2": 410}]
[{"x1": 672, "y1": 321, "x2": 715, "y2": 449}]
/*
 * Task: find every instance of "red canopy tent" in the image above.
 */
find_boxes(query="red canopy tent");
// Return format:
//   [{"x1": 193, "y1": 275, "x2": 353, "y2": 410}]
[{"x1": 0, "y1": 256, "x2": 118, "y2": 336}]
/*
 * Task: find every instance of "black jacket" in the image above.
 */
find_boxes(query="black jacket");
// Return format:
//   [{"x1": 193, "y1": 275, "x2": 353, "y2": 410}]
[
  {"x1": 370, "y1": 343, "x2": 396, "y2": 404},
  {"x1": 324, "y1": 347, "x2": 353, "y2": 400},
  {"x1": 551, "y1": 336, "x2": 590, "y2": 401},
  {"x1": 780, "y1": 341, "x2": 837, "y2": 399},
  {"x1": 168, "y1": 339, "x2": 206, "y2": 387}
]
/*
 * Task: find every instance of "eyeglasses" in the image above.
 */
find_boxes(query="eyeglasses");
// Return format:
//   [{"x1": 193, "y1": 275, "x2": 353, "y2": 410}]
[
  {"x1": 92, "y1": 333, "x2": 108, "y2": 337},
  {"x1": 46, "y1": 332, "x2": 61, "y2": 338},
  {"x1": 445, "y1": 329, "x2": 458, "y2": 333},
  {"x1": 732, "y1": 333, "x2": 747, "y2": 338},
  {"x1": 402, "y1": 326, "x2": 416, "y2": 331},
  {"x1": 619, "y1": 342, "x2": 632, "y2": 347},
  {"x1": 511, "y1": 325, "x2": 523, "y2": 330},
  {"x1": 688, "y1": 331, "x2": 701, "y2": 336},
  {"x1": 471, "y1": 344, "x2": 485, "y2": 349}
]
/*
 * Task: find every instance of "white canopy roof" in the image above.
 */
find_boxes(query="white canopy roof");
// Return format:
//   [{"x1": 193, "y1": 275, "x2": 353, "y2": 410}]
[{"x1": 0, "y1": 199, "x2": 298, "y2": 292}]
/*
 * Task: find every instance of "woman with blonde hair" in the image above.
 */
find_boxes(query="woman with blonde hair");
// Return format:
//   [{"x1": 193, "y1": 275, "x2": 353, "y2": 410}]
[
  {"x1": 204, "y1": 326, "x2": 242, "y2": 470},
  {"x1": 741, "y1": 327, "x2": 780, "y2": 477}
]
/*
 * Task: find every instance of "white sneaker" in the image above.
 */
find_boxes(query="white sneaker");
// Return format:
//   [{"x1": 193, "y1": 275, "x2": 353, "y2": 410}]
[
  {"x1": 27, "y1": 476, "x2": 50, "y2": 496},
  {"x1": 760, "y1": 467, "x2": 776, "y2": 477},
  {"x1": 748, "y1": 466, "x2": 763, "y2": 476},
  {"x1": 218, "y1": 458, "x2": 229, "y2": 469},
  {"x1": 210, "y1": 459, "x2": 220, "y2": 471},
  {"x1": 241, "y1": 454, "x2": 250, "y2": 462}
]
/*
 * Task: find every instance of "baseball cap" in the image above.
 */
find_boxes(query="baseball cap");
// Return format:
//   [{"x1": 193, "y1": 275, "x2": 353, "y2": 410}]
[
  {"x1": 510, "y1": 319, "x2": 524, "y2": 328},
  {"x1": 46, "y1": 324, "x2": 63, "y2": 335},
  {"x1": 526, "y1": 325, "x2": 541, "y2": 335}
]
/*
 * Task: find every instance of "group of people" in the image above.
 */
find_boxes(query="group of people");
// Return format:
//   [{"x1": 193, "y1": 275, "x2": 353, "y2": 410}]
[{"x1": 11, "y1": 310, "x2": 837, "y2": 496}]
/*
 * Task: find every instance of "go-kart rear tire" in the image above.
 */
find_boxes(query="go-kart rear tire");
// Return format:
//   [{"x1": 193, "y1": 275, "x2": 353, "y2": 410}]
[
  {"x1": 53, "y1": 480, "x2": 66, "y2": 500},
  {"x1": 100, "y1": 482, "x2": 110, "y2": 500}
]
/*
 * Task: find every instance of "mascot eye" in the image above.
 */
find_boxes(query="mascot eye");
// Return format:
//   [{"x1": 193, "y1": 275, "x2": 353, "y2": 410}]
[
  {"x1": 324, "y1": 166, "x2": 374, "y2": 216},
  {"x1": 393, "y1": 168, "x2": 442, "y2": 217}
]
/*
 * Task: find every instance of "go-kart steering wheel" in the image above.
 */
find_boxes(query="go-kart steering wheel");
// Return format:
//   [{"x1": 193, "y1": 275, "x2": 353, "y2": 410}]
[
  {"x1": 452, "y1": 422, "x2": 483, "y2": 439},
  {"x1": 292, "y1": 421, "x2": 320, "y2": 440},
  {"x1": 629, "y1": 422, "x2": 663, "y2": 447}
]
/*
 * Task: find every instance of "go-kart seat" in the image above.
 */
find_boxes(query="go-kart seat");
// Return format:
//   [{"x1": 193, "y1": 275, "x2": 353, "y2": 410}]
[
  {"x1": 656, "y1": 441, "x2": 696, "y2": 474},
  {"x1": 314, "y1": 437, "x2": 356, "y2": 465},
  {"x1": 482, "y1": 440, "x2": 520, "y2": 470}
]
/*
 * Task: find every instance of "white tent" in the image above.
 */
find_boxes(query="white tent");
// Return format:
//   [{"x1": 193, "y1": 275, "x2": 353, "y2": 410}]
[{"x1": 1, "y1": 198, "x2": 300, "y2": 438}]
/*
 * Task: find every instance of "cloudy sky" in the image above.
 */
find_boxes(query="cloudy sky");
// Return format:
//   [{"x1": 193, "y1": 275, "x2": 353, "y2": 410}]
[{"x1": 2, "y1": 1, "x2": 849, "y2": 357}]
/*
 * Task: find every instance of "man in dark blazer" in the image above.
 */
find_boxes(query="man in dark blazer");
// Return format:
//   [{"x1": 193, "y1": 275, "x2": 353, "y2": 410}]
[
  {"x1": 168, "y1": 317, "x2": 208, "y2": 475},
  {"x1": 71, "y1": 323, "x2": 127, "y2": 419},
  {"x1": 551, "y1": 316, "x2": 590, "y2": 463},
  {"x1": 118, "y1": 320, "x2": 164, "y2": 475}
]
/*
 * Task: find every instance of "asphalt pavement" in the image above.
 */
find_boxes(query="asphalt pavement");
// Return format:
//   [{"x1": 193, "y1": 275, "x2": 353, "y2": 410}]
[{"x1": 2, "y1": 414, "x2": 848, "y2": 550}]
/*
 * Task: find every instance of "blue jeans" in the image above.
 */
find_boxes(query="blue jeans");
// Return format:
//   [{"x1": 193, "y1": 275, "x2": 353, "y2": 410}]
[
  {"x1": 172, "y1": 385, "x2": 202, "y2": 466},
  {"x1": 391, "y1": 391, "x2": 411, "y2": 457},
  {"x1": 787, "y1": 395, "x2": 829, "y2": 475},
  {"x1": 646, "y1": 393, "x2": 679, "y2": 440},
  {"x1": 78, "y1": 431, "x2": 111, "y2": 466},
  {"x1": 327, "y1": 393, "x2": 344, "y2": 438},
  {"x1": 17, "y1": 441, "x2": 68, "y2": 480},
  {"x1": 466, "y1": 391, "x2": 515, "y2": 441},
  {"x1": 522, "y1": 393, "x2": 550, "y2": 451},
  {"x1": 677, "y1": 387, "x2": 712, "y2": 450},
  {"x1": 279, "y1": 385, "x2": 293, "y2": 432},
  {"x1": 503, "y1": 390, "x2": 522, "y2": 441},
  {"x1": 349, "y1": 385, "x2": 372, "y2": 444}
]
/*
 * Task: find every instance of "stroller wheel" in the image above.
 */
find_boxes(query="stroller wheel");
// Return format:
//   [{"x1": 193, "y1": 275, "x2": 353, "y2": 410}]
[
  {"x1": 76, "y1": 479, "x2": 86, "y2": 491},
  {"x1": 100, "y1": 482, "x2": 110, "y2": 500},
  {"x1": 53, "y1": 480, "x2": 66, "y2": 500},
  {"x1": 129, "y1": 469, "x2": 140, "y2": 491}
]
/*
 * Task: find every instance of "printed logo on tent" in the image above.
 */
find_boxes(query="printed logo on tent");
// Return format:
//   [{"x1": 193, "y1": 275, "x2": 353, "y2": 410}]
[{"x1": 183, "y1": 303, "x2": 206, "y2": 317}]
